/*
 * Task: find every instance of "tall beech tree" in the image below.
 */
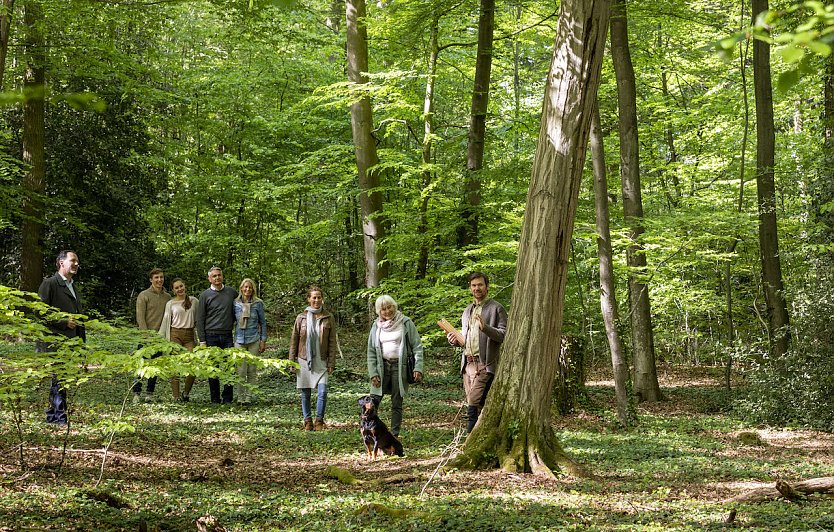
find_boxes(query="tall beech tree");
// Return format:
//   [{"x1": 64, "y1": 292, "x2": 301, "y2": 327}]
[
  {"x1": 346, "y1": 0, "x2": 387, "y2": 287},
  {"x1": 590, "y1": 101, "x2": 631, "y2": 427},
  {"x1": 19, "y1": 0, "x2": 45, "y2": 293},
  {"x1": 458, "y1": 0, "x2": 494, "y2": 248},
  {"x1": 416, "y1": 12, "x2": 440, "y2": 279},
  {"x1": 0, "y1": 0, "x2": 13, "y2": 88},
  {"x1": 455, "y1": 0, "x2": 611, "y2": 477},
  {"x1": 752, "y1": 0, "x2": 789, "y2": 357},
  {"x1": 610, "y1": 0, "x2": 661, "y2": 402}
]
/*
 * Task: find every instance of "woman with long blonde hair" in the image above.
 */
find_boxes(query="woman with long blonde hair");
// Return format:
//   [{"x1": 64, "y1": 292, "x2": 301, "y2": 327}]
[{"x1": 233, "y1": 278, "x2": 267, "y2": 404}]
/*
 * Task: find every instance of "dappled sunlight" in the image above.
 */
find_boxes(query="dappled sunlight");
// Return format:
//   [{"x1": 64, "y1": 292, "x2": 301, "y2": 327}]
[{"x1": 4, "y1": 360, "x2": 833, "y2": 530}]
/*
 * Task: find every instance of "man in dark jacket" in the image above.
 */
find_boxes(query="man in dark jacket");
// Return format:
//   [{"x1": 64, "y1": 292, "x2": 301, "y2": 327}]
[
  {"x1": 37, "y1": 250, "x2": 85, "y2": 426},
  {"x1": 196, "y1": 266, "x2": 238, "y2": 404},
  {"x1": 446, "y1": 272, "x2": 507, "y2": 432}
]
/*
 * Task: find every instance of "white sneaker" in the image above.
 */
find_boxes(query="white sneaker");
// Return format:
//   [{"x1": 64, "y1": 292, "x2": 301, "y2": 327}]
[{"x1": 131, "y1": 393, "x2": 141, "y2": 405}]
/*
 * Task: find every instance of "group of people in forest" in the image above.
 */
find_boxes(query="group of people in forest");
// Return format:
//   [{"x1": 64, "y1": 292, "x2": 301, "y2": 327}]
[{"x1": 37, "y1": 250, "x2": 507, "y2": 437}]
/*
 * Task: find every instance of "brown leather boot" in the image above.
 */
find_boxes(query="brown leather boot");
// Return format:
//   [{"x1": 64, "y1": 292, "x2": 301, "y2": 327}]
[
  {"x1": 314, "y1": 418, "x2": 325, "y2": 431},
  {"x1": 303, "y1": 418, "x2": 313, "y2": 431}
]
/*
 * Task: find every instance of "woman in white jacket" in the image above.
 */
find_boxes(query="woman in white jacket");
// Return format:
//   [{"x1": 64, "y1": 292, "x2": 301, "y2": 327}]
[{"x1": 158, "y1": 278, "x2": 200, "y2": 401}]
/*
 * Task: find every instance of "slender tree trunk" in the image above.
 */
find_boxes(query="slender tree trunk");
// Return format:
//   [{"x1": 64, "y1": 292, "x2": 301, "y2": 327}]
[
  {"x1": 20, "y1": 0, "x2": 46, "y2": 292},
  {"x1": 0, "y1": 0, "x2": 14, "y2": 89},
  {"x1": 824, "y1": 52, "x2": 833, "y2": 148},
  {"x1": 590, "y1": 102, "x2": 631, "y2": 427},
  {"x1": 455, "y1": 0, "x2": 611, "y2": 477},
  {"x1": 512, "y1": 4, "x2": 522, "y2": 155},
  {"x1": 458, "y1": 0, "x2": 494, "y2": 248},
  {"x1": 325, "y1": 0, "x2": 343, "y2": 33},
  {"x1": 657, "y1": 26, "x2": 681, "y2": 209},
  {"x1": 346, "y1": 0, "x2": 387, "y2": 287},
  {"x1": 416, "y1": 14, "x2": 439, "y2": 279},
  {"x1": 725, "y1": 3, "x2": 752, "y2": 390},
  {"x1": 610, "y1": 0, "x2": 661, "y2": 402},
  {"x1": 752, "y1": 0, "x2": 789, "y2": 357}
]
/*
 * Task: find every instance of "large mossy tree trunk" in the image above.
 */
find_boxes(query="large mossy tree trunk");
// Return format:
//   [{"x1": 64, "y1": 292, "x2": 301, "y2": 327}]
[
  {"x1": 751, "y1": 0, "x2": 789, "y2": 357},
  {"x1": 610, "y1": 0, "x2": 661, "y2": 403},
  {"x1": 346, "y1": 0, "x2": 387, "y2": 288},
  {"x1": 454, "y1": 0, "x2": 611, "y2": 478}
]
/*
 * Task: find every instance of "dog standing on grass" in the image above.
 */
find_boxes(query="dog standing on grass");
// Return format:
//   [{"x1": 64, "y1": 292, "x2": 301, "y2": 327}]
[{"x1": 358, "y1": 395, "x2": 404, "y2": 460}]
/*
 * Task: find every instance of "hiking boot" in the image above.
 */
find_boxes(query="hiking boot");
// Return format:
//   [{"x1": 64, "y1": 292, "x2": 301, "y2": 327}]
[
  {"x1": 314, "y1": 418, "x2": 325, "y2": 431},
  {"x1": 303, "y1": 418, "x2": 314, "y2": 431}
]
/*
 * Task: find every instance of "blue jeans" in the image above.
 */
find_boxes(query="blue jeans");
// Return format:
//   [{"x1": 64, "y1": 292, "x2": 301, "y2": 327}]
[
  {"x1": 300, "y1": 383, "x2": 327, "y2": 420},
  {"x1": 205, "y1": 331, "x2": 234, "y2": 403}
]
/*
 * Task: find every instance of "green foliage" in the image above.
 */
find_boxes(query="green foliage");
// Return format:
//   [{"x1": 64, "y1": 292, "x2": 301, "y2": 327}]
[
  {"x1": 734, "y1": 283, "x2": 834, "y2": 430},
  {"x1": 717, "y1": 1, "x2": 834, "y2": 91},
  {"x1": 0, "y1": 284, "x2": 294, "y2": 430},
  {"x1": 2, "y1": 345, "x2": 833, "y2": 530}
]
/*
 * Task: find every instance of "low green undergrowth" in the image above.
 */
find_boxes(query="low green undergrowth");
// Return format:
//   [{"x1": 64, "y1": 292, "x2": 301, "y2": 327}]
[{"x1": 1, "y1": 341, "x2": 832, "y2": 531}]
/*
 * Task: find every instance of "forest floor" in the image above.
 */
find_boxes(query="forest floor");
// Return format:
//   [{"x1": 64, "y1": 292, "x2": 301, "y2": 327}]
[{"x1": 1, "y1": 331, "x2": 833, "y2": 531}]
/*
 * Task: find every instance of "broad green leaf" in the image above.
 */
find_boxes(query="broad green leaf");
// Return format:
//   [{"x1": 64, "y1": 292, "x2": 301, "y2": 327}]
[
  {"x1": 777, "y1": 45, "x2": 805, "y2": 63},
  {"x1": 807, "y1": 40, "x2": 832, "y2": 56},
  {"x1": 777, "y1": 69, "x2": 801, "y2": 92}
]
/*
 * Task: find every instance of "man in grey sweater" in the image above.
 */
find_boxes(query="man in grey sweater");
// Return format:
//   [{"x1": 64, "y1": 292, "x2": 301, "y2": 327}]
[{"x1": 196, "y1": 266, "x2": 238, "y2": 404}]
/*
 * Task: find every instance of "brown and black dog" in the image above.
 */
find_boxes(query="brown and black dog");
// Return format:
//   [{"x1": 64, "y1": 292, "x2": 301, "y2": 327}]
[{"x1": 358, "y1": 395, "x2": 404, "y2": 460}]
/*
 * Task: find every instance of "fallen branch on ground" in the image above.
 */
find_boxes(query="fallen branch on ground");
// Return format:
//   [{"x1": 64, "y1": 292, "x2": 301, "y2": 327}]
[
  {"x1": 727, "y1": 477, "x2": 834, "y2": 503},
  {"x1": 324, "y1": 465, "x2": 418, "y2": 486},
  {"x1": 355, "y1": 502, "x2": 438, "y2": 522}
]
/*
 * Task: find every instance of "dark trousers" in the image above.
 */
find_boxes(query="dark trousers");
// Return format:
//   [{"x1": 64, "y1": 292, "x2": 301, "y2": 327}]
[
  {"x1": 46, "y1": 376, "x2": 68, "y2": 425},
  {"x1": 132, "y1": 345, "x2": 161, "y2": 395},
  {"x1": 205, "y1": 332, "x2": 234, "y2": 403},
  {"x1": 38, "y1": 343, "x2": 68, "y2": 425},
  {"x1": 371, "y1": 359, "x2": 404, "y2": 435}
]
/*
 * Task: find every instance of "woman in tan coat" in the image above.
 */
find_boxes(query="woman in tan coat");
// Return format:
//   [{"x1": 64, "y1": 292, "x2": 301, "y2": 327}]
[{"x1": 289, "y1": 286, "x2": 338, "y2": 430}]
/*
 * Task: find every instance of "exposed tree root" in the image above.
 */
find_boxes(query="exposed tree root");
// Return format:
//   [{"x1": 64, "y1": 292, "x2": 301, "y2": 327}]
[
  {"x1": 454, "y1": 419, "x2": 591, "y2": 479},
  {"x1": 527, "y1": 446, "x2": 556, "y2": 479}
]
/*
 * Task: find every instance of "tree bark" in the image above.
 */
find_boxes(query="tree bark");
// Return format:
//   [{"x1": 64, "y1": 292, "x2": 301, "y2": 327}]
[
  {"x1": 455, "y1": 0, "x2": 611, "y2": 477},
  {"x1": 725, "y1": 8, "x2": 752, "y2": 389},
  {"x1": 0, "y1": 0, "x2": 14, "y2": 89},
  {"x1": 610, "y1": 0, "x2": 661, "y2": 403},
  {"x1": 457, "y1": 0, "x2": 494, "y2": 248},
  {"x1": 590, "y1": 101, "x2": 631, "y2": 427},
  {"x1": 823, "y1": 52, "x2": 833, "y2": 149},
  {"x1": 20, "y1": 0, "x2": 46, "y2": 293},
  {"x1": 346, "y1": 0, "x2": 388, "y2": 288},
  {"x1": 416, "y1": 14, "x2": 439, "y2": 280},
  {"x1": 752, "y1": 0, "x2": 789, "y2": 357}
]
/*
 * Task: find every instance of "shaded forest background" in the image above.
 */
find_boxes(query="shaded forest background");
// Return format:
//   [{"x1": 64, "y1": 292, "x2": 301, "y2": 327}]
[{"x1": 1, "y1": 0, "x2": 834, "y2": 429}]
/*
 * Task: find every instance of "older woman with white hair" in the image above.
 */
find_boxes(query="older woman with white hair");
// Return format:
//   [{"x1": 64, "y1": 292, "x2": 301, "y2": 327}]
[{"x1": 366, "y1": 294, "x2": 424, "y2": 437}]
